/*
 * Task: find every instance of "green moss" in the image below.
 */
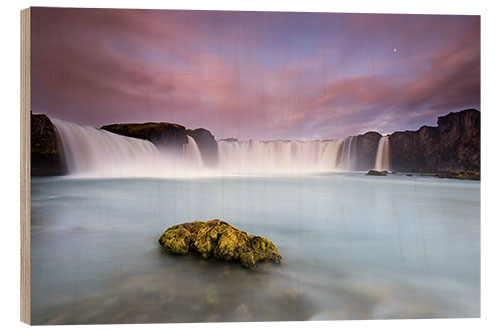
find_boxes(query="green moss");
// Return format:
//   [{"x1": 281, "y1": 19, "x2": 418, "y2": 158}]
[
  {"x1": 158, "y1": 219, "x2": 282, "y2": 269},
  {"x1": 158, "y1": 221, "x2": 205, "y2": 255}
]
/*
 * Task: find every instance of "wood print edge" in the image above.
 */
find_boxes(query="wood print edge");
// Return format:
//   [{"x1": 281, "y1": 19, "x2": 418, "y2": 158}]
[{"x1": 20, "y1": 7, "x2": 31, "y2": 325}]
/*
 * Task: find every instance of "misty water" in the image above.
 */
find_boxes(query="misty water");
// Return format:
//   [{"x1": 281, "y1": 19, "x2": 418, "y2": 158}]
[{"x1": 31, "y1": 173, "x2": 479, "y2": 324}]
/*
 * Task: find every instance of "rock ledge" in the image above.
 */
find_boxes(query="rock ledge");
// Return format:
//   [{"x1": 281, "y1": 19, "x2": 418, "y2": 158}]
[{"x1": 366, "y1": 169, "x2": 389, "y2": 176}]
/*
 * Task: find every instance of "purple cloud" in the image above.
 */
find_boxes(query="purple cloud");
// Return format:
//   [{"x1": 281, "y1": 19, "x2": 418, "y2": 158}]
[{"x1": 31, "y1": 8, "x2": 480, "y2": 140}]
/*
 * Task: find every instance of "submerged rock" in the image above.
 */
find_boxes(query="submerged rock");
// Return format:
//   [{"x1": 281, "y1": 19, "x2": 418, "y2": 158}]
[
  {"x1": 366, "y1": 169, "x2": 389, "y2": 176},
  {"x1": 158, "y1": 219, "x2": 282, "y2": 268}
]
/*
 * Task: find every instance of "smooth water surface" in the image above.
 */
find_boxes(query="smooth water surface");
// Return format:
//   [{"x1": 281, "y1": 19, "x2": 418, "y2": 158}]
[{"x1": 30, "y1": 173, "x2": 480, "y2": 324}]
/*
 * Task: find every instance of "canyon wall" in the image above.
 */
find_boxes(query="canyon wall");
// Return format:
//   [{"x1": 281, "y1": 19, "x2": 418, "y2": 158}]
[{"x1": 389, "y1": 109, "x2": 480, "y2": 172}]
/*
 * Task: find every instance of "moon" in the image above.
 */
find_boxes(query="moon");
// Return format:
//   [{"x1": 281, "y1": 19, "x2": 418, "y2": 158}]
[{"x1": 393, "y1": 48, "x2": 397, "y2": 53}]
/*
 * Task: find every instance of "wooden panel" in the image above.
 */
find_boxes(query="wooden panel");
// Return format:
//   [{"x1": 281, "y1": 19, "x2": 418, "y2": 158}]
[{"x1": 20, "y1": 7, "x2": 31, "y2": 325}]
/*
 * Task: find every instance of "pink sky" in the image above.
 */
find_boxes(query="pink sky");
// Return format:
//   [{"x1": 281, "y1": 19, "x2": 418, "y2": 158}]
[{"x1": 31, "y1": 8, "x2": 480, "y2": 140}]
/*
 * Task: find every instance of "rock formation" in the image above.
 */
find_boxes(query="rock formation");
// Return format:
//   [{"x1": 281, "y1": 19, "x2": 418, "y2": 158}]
[
  {"x1": 186, "y1": 128, "x2": 218, "y2": 167},
  {"x1": 101, "y1": 122, "x2": 219, "y2": 166},
  {"x1": 101, "y1": 122, "x2": 188, "y2": 150},
  {"x1": 220, "y1": 137, "x2": 238, "y2": 142},
  {"x1": 366, "y1": 169, "x2": 388, "y2": 176},
  {"x1": 158, "y1": 219, "x2": 282, "y2": 269},
  {"x1": 389, "y1": 109, "x2": 480, "y2": 173},
  {"x1": 352, "y1": 131, "x2": 382, "y2": 171},
  {"x1": 31, "y1": 112, "x2": 65, "y2": 176}
]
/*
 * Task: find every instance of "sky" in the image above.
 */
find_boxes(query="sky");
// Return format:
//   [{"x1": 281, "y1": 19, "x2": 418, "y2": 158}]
[{"x1": 31, "y1": 7, "x2": 480, "y2": 140}]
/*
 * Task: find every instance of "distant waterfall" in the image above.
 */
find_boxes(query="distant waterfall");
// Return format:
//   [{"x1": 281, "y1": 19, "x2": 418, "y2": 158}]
[
  {"x1": 52, "y1": 119, "x2": 204, "y2": 177},
  {"x1": 374, "y1": 136, "x2": 391, "y2": 171},
  {"x1": 217, "y1": 139, "x2": 354, "y2": 174}
]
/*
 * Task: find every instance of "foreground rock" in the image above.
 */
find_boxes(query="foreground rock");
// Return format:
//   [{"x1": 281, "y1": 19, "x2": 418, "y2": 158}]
[
  {"x1": 366, "y1": 169, "x2": 388, "y2": 176},
  {"x1": 158, "y1": 219, "x2": 282, "y2": 268},
  {"x1": 31, "y1": 112, "x2": 65, "y2": 176}
]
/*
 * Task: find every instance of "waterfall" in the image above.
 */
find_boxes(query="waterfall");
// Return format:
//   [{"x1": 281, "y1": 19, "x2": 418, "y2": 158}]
[
  {"x1": 52, "y1": 119, "x2": 204, "y2": 177},
  {"x1": 52, "y1": 118, "x2": 363, "y2": 177},
  {"x1": 217, "y1": 139, "x2": 350, "y2": 175},
  {"x1": 374, "y1": 136, "x2": 391, "y2": 171},
  {"x1": 339, "y1": 136, "x2": 358, "y2": 171},
  {"x1": 184, "y1": 136, "x2": 204, "y2": 169}
]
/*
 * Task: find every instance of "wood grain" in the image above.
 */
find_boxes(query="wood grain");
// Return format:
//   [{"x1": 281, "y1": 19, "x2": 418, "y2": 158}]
[{"x1": 20, "y1": 7, "x2": 31, "y2": 325}]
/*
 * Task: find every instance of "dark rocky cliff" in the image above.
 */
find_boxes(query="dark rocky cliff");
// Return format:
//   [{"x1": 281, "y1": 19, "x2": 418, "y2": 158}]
[
  {"x1": 353, "y1": 131, "x2": 382, "y2": 171},
  {"x1": 436, "y1": 109, "x2": 480, "y2": 171},
  {"x1": 101, "y1": 122, "x2": 188, "y2": 150},
  {"x1": 186, "y1": 128, "x2": 218, "y2": 167},
  {"x1": 31, "y1": 112, "x2": 65, "y2": 176},
  {"x1": 389, "y1": 109, "x2": 480, "y2": 172}
]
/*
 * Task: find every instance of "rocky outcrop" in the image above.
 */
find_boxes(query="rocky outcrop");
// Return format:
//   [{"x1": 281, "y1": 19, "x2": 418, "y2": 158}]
[
  {"x1": 101, "y1": 122, "x2": 219, "y2": 166},
  {"x1": 31, "y1": 112, "x2": 65, "y2": 176},
  {"x1": 158, "y1": 219, "x2": 282, "y2": 269},
  {"x1": 436, "y1": 171, "x2": 480, "y2": 180},
  {"x1": 366, "y1": 169, "x2": 388, "y2": 176},
  {"x1": 187, "y1": 128, "x2": 218, "y2": 167},
  {"x1": 389, "y1": 125, "x2": 440, "y2": 172},
  {"x1": 389, "y1": 109, "x2": 480, "y2": 173},
  {"x1": 436, "y1": 109, "x2": 480, "y2": 171},
  {"x1": 101, "y1": 122, "x2": 188, "y2": 150},
  {"x1": 353, "y1": 132, "x2": 382, "y2": 171},
  {"x1": 220, "y1": 137, "x2": 238, "y2": 142}
]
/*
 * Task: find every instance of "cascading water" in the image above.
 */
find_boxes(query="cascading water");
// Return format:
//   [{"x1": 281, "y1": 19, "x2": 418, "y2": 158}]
[
  {"x1": 339, "y1": 136, "x2": 358, "y2": 171},
  {"x1": 374, "y1": 136, "x2": 391, "y2": 171},
  {"x1": 183, "y1": 136, "x2": 204, "y2": 169},
  {"x1": 52, "y1": 119, "x2": 204, "y2": 177},
  {"x1": 52, "y1": 118, "x2": 363, "y2": 177},
  {"x1": 217, "y1": 139, "x2": 350, "y2": 175}
]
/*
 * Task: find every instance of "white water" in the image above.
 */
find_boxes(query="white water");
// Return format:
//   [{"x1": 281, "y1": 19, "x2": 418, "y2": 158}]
[
  {"x1": 52, "y1": 119, "x2": 365, "y2": 177},
  {"x1": 374, "y1": 136, "x2": 391, "y2": 171},
  {"x1": 217, "y1": 139, "x2": 354, "y2": 175},
  {"x1": 53, "y1": 119, "x2": 204, "y2": 178},
  {"x1": 340, "y1": 136, "x2": 358, "y2": 171}
]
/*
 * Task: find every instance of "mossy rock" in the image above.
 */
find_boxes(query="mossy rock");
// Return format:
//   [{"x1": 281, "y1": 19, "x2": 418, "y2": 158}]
[
  {"x1": 366, "y1": 169, "x2": 389, "y2": 176},
  {"x1": 158, "y1": 219, "x2": 282, "y2": 269}
]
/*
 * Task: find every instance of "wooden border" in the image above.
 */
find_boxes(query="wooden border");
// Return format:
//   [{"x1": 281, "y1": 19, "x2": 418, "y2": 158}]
[{"x1": 20, "y1": 7, "x2": 31, "y2": 325}]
